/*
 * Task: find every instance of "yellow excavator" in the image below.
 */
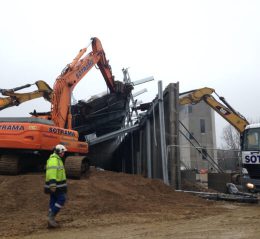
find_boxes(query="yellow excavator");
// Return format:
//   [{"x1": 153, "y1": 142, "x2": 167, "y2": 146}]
[
  {"x1": 179, "y1": 87, "x2": 260, "y2": 192},
  {"x1": 179, "y1": 87, "x2": 249, "y2": 133},
  {"x1": 0, "y1": 80, "x2": 53, "y2": 111}
]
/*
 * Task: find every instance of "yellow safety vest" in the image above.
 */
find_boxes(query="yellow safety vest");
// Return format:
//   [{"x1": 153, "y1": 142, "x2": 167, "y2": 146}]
[{"x1": 44, "y1": 153, "x2": 67, "y2": 193}]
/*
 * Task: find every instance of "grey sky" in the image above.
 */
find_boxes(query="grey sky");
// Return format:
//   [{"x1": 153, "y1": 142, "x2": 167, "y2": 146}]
[{"x1": 0, "y1": 0, "x2": 259, "y2": 146}]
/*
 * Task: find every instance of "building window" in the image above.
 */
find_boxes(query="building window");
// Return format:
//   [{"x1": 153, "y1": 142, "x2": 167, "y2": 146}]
[
  {"x1": 200, "y1": 119, "x2": 205, "y2": 133},
  {"x1": 188, "y1": 105, "x2": 192, "y2": 113},
  {"x1": 201, "y1": 147, "x2": 207, "y2": 160}
]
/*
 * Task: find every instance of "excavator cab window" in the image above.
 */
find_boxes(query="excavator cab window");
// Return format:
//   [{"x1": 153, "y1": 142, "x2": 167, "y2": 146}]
[{"x1": 242, "y1": 129, "x2": 260, "y2": 151}]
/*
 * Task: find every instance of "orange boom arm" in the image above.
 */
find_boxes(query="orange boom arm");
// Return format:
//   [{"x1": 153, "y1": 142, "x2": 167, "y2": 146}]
[{"x1": 51, "y1": 37, "x2": 116, "y2": 129}]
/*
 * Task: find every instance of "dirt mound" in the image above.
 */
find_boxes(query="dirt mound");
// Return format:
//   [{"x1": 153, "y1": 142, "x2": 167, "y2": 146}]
[{"x1": 0, "y1": 169, "x2": 222, "y2": 238}]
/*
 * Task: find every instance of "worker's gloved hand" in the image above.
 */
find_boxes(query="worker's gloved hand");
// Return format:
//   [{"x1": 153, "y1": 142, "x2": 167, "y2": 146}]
[{"x1": 50, "y1": 186, "x2": 56, "y2": 193}]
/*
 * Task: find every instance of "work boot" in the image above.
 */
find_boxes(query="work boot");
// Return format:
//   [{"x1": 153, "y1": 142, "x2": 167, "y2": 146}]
[{"x1": 47, "y1": 212, "x2": 59, "y2": 228}]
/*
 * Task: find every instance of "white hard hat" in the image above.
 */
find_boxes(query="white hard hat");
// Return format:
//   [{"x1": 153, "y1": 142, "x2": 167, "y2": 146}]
[{"x1": 55, "y1": 144, "x2": 68, "y2": 153}]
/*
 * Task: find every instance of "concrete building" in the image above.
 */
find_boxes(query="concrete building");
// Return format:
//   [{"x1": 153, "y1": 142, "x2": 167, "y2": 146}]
[{"x1": 179, "y1": 101, "x2": 217, "y2": 172}]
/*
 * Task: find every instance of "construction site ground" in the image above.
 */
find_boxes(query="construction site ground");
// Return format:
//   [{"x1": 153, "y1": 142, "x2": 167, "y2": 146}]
[{"x1": 1, "y1": 168, "x2": 260, "y2": 239}]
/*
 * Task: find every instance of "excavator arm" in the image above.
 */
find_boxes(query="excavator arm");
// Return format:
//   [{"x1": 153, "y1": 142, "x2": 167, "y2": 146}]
[
  {"x1": 179, "y1": 87, "x2": 249, "y2": 133},
  {"x1": 51, "y1": 37, "x2": 122, "y2": 129},
  {"x1": 0, "y1": 80, "x2": 52, "y2": 111}
]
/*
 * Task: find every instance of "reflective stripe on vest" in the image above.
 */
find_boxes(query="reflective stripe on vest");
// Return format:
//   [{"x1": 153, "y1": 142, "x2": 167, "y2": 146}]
[
  {"x1": 46, "y1": 166, "x2": 65, "y2": 170},
  {"x1": 45, "y1": 180, "x2": 67, "y2": 188},
  {"x1": 44, "y1": 183, "x2": 67, "y2": 189}
]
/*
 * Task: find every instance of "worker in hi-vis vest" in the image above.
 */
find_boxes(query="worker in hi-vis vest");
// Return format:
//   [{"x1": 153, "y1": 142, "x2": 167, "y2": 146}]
[{"x1": 44, "y1": 144, "x2": 67, "y2": 228}]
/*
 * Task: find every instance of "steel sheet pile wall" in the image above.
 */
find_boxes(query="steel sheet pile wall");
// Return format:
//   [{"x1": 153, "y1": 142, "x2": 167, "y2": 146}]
[{"x1": 112, "y1": 82, "x2": 180, "y2": 188}]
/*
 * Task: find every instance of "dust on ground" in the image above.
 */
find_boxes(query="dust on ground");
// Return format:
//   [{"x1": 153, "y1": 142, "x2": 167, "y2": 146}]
[{"x1": 0, "y1": 168, "x2": 260, "y2": 239}]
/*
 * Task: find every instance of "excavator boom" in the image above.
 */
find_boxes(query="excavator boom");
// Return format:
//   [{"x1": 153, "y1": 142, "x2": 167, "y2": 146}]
[
  {"x1": 179, "y1": 87, "x2": 249, "y2": 133},
  {"x1": 51, "y1": 37, "x2": 120, "y2": 129},
  {"x1": 0, "y1": 80, "x2": 52, "y2": 111}
]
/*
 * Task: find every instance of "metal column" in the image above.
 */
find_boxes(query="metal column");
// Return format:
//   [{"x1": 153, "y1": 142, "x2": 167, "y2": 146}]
[
  {"x1": 146, "y1": 119, "x2": 152, "y2": 178},
  {"x1": 158, "y1": 81, "x2": 169, "y2": 185}
]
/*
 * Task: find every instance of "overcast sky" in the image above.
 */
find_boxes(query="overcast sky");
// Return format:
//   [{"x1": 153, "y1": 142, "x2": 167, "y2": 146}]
[{"x1": 0, "y1": 0, "x2": 259, "y2": 146}]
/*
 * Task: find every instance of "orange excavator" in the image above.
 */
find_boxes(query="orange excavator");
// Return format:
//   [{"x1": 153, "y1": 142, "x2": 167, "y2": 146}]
[{"x1": 0, "y1": 37, "x2": 126, "y2": 178}]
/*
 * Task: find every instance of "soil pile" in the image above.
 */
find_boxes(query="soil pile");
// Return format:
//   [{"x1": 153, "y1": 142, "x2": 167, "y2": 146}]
[{"x1": 0, "y1": 168, "x2": 222, "y2": 238}]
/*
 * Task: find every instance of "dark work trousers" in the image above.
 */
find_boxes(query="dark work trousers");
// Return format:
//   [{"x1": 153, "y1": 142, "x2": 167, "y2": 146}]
[{"x1": 49, "y1": 192, "x2": 66, "y2": 215}]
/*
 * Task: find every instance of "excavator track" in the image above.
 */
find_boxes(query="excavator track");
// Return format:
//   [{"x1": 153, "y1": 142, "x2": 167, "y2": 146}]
[
  {"x1": 0, "y1": 155, "x2": 20, "y2": 175},
  {"x1": 65, "y1": 156, "x2": 89, "y2": 179}
]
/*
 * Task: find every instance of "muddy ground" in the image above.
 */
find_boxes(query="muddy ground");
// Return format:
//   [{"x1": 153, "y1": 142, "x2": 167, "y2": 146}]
[{"x1": 0, "y1": 169, "x2": 260, "y2": 239}]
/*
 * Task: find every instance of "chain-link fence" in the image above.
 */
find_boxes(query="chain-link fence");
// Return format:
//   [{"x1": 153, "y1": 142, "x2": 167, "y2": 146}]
[{"x1": 167, "y1": 144, "x2": 241, "y2": 184}]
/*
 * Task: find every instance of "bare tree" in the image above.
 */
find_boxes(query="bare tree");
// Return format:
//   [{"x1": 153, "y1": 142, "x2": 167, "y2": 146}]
[
  {"x1": 221, "y1": 124, "x2": 240, "y2": 150},
  {"x1": 220, "y1": 119, "x2": 260, "y2": 150}
]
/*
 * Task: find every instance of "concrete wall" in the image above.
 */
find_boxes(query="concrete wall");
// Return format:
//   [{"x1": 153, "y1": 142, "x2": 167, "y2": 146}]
[
  {"x1": 181, "y1": 170, "x2": 196, "y2": 183},
  {"x1": 208, "y1": 173, "x2": 232, "y2": 192}
]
